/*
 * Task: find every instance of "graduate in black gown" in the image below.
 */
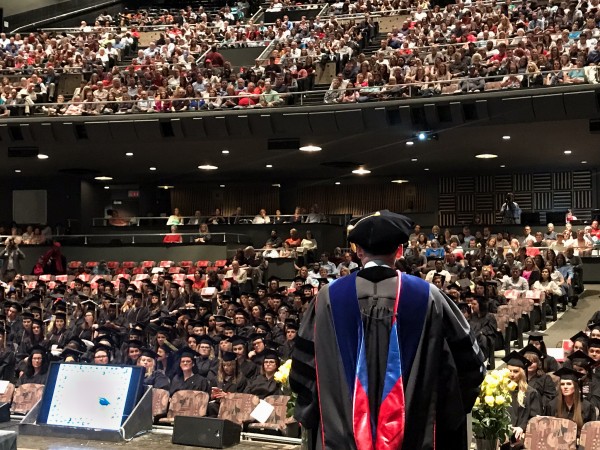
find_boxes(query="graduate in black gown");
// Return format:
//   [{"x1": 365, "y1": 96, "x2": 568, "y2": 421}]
[
  {"x1": 207, "y1": 352, "x2": 248, "y2": 416},
  {"x1": 502, "y1": 352, "x2": 542, "y2": 450},
  {"x1": 467, "y1": 295, "x2": 497, "y2": 365},
  {"x1": 231, "y1": 335, "x2": 257, "y2": 379},
  {"x1": 548, "y1": 367, "x2": 597, "y2": 437},
  {"x1": 291, "y1": 211, "x2": 485, "y2": 450},
  {"x1": 169, "y1": 347, "x2": 211, "y2": 396},
  {"x1": 526, "y1": 331, "x2": 560, "y2": 373},
  {"x1": 521, "y1": 345, "x2": 556, "y2": 414},
  {"x1": 16, "y1": 346, "x2": 49, "y2": 386},
  {"x1": 138, "y1": 348, "x2": 170, "y2": 390},
  {"x1": 0, "y1": 326, "x2": 15, "y2": 382},
  {"x1": 246, "y1": 349, "x2": 282, "y2": 399},
  {"x1": 565, "y1": 351, "x2": 600, "y2": 410}
]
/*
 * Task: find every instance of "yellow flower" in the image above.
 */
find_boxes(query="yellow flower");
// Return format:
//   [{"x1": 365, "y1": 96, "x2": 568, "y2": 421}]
[
  {"x1": 495, "y1": 395, "x2": 505, "y2": 406},
  {"x1": 274, "y1": 372, "x2": 284, "y2": 383},
  {"x1": 485, "y1": 387, "x2": 494, "y2": 397},
  {"x1": 475, "y1": 397, "x2": 481, "y2": 406},
  {"x1": 507, "y1": 381, "x2": 517, "y2": 391},
  {"x1": 484, "y1": 396, "x2": 495, "y2": 407},
  {"x1": 487, "y1": 379, "x2": 498, "y2": 389}
]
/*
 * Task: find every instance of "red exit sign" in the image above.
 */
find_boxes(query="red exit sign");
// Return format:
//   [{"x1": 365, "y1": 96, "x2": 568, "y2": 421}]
[{"x1": 128, "y1": 190, "x2": 140, "y2": 198}]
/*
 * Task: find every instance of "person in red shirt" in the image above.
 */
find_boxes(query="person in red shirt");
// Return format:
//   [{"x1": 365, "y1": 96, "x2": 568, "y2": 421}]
[
  {"x1": 192, "y1": 270, "x2": 206, "y2": 291},
  {"x1": 285, "y1": 228, "x2": 302, "y2": 248},
  {"x1": 163, "y1": 225, "x2": 182, "y2": 244},
  {"x1": 591, "y1": 220, "x2": 600, "y2": 239}
]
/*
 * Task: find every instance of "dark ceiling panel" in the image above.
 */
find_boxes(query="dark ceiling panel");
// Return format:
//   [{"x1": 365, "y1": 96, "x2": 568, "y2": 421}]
[
  {"x1": 226, "y1": 115, "x2": 250, "y2": 136},
  {"x1": 309, "y1": 111, "x2": 338, "y2": 134},
  {"x1": 564, "y1": 91, "x2": 599, "y2": 118},
  {"x1": 335, "y1": 109, "x2": 364, "y2": 133},
  {"x1": 85, "y1": 122, "x2": 112, "y2": 142},
  {"x1": 0, "y1": 124, "x2": 10, "y2": 143},
  {"x1": 424, "y1": 104, "x2": 439, "y2": 126},
  {"x1": 490, "y1": 97, "x2": 534, "y2": 122},
  {"x1": 180, "y1": 117, "x2": 207, "y2": 138},
  {"x1": 362, "y1": 107, "x2": 388, "y2": 130},
  {"x1": 204, "y1": 116, "x2": 229, "y2": 138},
  {"x1": 449, "y1": 102, "x2": 464, "y2": 124},
  {"x1": 248, "y1": 114, "x2": 274, "y2": 136},
  {"x1": 134, "y1": 119, "x2": 162, "y2": 141},
  {"x1": 272, "y1": 113, "x2": 311, "y2": 135},
  {"x1": 51, "y1": 122, "x2": 77, "y2": 142},
  {"x1": 475, "y1": 99, "x2": 489, "y2": 121},
  {"x1": 109, "y1": 121, "x2": 137, "y2": 141},
  {"x1": 169, "y1": 118, "x2": 185, "y2": 138},
  {"x1": 29, "y1": 122, "x2": 55, "y2": 143},
  {"x1": 532, "y1": 94, "x2": 566, "y2": 121}
]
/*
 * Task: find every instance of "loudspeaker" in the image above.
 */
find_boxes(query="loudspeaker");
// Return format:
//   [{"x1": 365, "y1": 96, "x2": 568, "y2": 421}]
[
  {"x1": 172, "y1": 416, "x2": 241, "y2": 448},
  {"x1": 0, "y1": 403, "x2": 10, "y2": 423}
]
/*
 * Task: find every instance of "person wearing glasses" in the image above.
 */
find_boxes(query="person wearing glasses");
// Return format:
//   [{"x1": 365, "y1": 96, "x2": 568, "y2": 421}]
[{"x1": 169, "y1": 347, "x2": 210, "y2": 396}]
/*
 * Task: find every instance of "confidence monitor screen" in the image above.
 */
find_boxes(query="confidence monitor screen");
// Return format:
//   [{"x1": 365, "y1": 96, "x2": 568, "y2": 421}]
[{"x1": 37, "y1": 363, "x2": 144, "y2": 430}]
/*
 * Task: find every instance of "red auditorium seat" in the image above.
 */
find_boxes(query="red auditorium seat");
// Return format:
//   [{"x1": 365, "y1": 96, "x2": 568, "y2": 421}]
[
  {"x1": 85, "y1": 261, "x2": 99, "y2": 269},
  {"x1": 68, "y1": 261, "x2": 82, "y2": 271},
  {"x1": 196, "y1": 260, "x2": 210, "y2": 268},
  {"x1": 179, "y1": 261, "x2": 193, "y2": 268},
  {"x1": 168, "y1": 267, "x2": 181, "y2": 274},
  {"x1": 122, "y1": 261, "x2": 137, "y2": 269},
  {"x1": 159, "y1": 261, "x2": 174, "y2": 268},
  {"x1": 54, "y1": 275, "x2": 68, "y2": 283},
  {"x1": 187, "y1": 266, "x2": 196, "y2": 275},
  {"x1": 214, "y1": 260, "x2": 227, "y2": 268},
  {"x1": 141, "y1": 261, "x2": 156, "y2": 269},
  {"x1": 107, "y1": 261, "x2": 120, "y2": 270},
  {"x1": 38, "y1": 275, "x2": 52, "y2": 282},
  {"x1": 132, "y1": 267, "x2": 145, "y2": 275}
]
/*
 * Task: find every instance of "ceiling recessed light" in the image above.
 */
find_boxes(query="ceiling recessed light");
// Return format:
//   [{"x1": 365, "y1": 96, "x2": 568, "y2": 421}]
[
  {"x1": 475, "y1": 153, "x2": 498, "y2": 159},
  {"x1": 411, "y1": 158, "x2": 418, "y2": 162},
  {"x1": 14, "y1": 169, "x2": 21, "y2": 173},
  {"x1": 95, "y1": 176, "x2": 113, "y2": 181},
  {"x1": 125, "y1": 152, "x2": 134, "y2": 156},
  {"x1": 220, "y1": 184, "x2": 225, "y2": 188},
  {"x1": 502, "y1": 136, "x2": 511, "y2": 140},
  {"x1": 424, "y1": 168, "x2": 430, "y2": 171},
  {"x1": 149, "y1": 167, "x2": 157, "y2": 171},
  {"x1": 582, "y1": 160, "x2": 588, "y2": 164},
  {"x1": 272, "y1": 183, "x2": 281, "y2": 187},
  {"x1": 104, "y1": 186, "x2": 110, "y2": 190},
  {"x1": 266, "y1": 164, "x2": 273, "y2": 168},
  {"x1": 564, "y1": 150, "x2": 572, "y2": 155},
  {"x1": 158, "y1": 185, "x2": 174, "y2": 189},
  {"x1": 198, "y1": 165, "x2": 218, "y2": 170},
  {"x1": 335, "y1": 182, "x2": 341, "y2": 185},
  {"x1": 352, "y1": 167, "x2": 371, "y2": 175},
  {"x1": 392, "y1": 179, "x2": 409, "y2": 184},
  {"x1": 406, "y1": 141, "x2": 414, "y2": 146},
  {"x1": 37, "y1": 154, "x2": 49, "y2": 160},
  {"x1": 222, "y1": 150, "x2": 230, "y2": 154},
  {"x1": 299, "y1": 145, "x2": 322, "y2": 152},
  {"x1": 500, "y1": 165, "x2": 506, "y2": 168}
]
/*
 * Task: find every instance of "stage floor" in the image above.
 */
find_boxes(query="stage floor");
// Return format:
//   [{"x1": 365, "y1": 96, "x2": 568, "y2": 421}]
[{"x1": 0, "y1": 422, "x2": 300, "y2": 450}]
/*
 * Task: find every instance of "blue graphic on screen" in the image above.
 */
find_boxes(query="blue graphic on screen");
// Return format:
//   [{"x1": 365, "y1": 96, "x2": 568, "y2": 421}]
[{"x1": 45, "y1": 364, "x2": 133, "y2": 430}]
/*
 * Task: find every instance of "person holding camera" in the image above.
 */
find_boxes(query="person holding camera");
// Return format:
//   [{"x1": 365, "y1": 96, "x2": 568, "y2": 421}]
[
  {"x1": 0, "y1": 237, "x2": 25, "y2": 282},
  {"x1": 501, "y1": 192, "x2": 522, "y2": 225}
]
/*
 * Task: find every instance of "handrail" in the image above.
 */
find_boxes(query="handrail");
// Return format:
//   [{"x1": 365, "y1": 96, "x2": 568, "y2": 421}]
[
  {"x1": 0, "y1": 232, "x2": 252, "y2": 245},
  {"x1": 92, "y1": 214, "x2": 348, "y2": 227},
  {"x1": 2, "y1": 67, "x2": 587, "y2": 112}
]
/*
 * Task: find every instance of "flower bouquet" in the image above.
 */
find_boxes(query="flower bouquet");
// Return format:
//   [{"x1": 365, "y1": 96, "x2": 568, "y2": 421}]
[
  {"x1": 273, "y1": 358, "x2": 297, "y2": 417},
  {"x1": 472, "y1": 368, "x2": 518, "y2": 449}
]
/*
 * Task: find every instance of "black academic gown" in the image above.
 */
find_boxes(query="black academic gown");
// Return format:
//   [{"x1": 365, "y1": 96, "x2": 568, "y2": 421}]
[
  {"x1": 245, "y1": 374, "x2": 281, "y2": 399},
  {"x1": 508, "y1": 386, "x2": 542, "y2": 432},
  {"x1": 0, "y1": 349, "x2": 16, "y2": 382},
  {"x1": 239, "y1": 358, "x2": 257, "y2": 379},
  {"x1": 469, "y1": 313, "x2": 497, "y2": 361},
  {"x1": 291, "y1": 266, "x2": 485, "y2": 450},
  {"x1": 542, "y1": 355, "x2": 560, "y2": 373},
  {"x1": 547, "y1": 398, "x2": 597, "y2": 431},
  {"x1": 17, "y1": 371, "x2": 48, "y2": 386},
  {"x1": 143, "y1": 370, "x2": 170, "y2": 390},
  {"x1": 169, "y1": 372, "x2": 210, "y2": 396},
  {"x1": 528, "y1": 374, "x2": 557, "y2": 414},
  {"x1": 196, "y1": 356, "x2": 218, "y2": 381}
]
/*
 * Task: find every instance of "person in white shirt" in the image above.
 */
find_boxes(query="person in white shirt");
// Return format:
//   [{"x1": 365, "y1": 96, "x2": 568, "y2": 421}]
[
  {"x1": 521, "y1": 226, "x2": 536, "y2": 245},
  {"x1": 319, "y1": 253, "x2": 337, "y2": 275},
  {"x1": 336, "y1": 252, "x2": 358, "y2": 274},
  {"x1": 501, "y1": 266, "x2": 529, "y2": 293},
  {"x1": 252, "y1": 209, "x2": 271, "y2": 224},
  {"x1": 425, "y1": 259, "x2": 451, "y2": 284}
]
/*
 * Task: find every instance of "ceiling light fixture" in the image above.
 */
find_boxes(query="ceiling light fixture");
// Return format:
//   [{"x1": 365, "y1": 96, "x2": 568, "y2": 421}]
[
  {"x1": 352, "y1": 167, "x2": 371, "y2": 175},
  {"x1": 335, "y1": 182, "x2": 341, "y2": 185},
  {"x1": 500, "y1": 165, "x2": 506, "y2": 168},
  {"x1": 406, "y1": 141, "x2": 414, "y2": 146},
  {"x1": 198, "y1": 165, "x2": 218, "y2": 170},
  {"x1": 158, "y1": 185, "x2": 174, "y2": 190},
  {"x1": 125, "y1": 152, "x2": 134, "y2": 156},
  {"x1": 222, "y1": 150, "x2": 230, "y2": 154},
  {"x1": 299, "y1": 145, "x2": 322, "y2": 152},
  {"x1": 266, "y1": 164, "x2": 273, "y2": 168},
  {"x1": 37, "y1": 154, "x2": 49, "y2": 160},
  {"x1": 149, "y1": 167, "x2": 157, "y2": 171},
  {"x1": 475, "y1": 153, "x2": 498, "y2": 159},
  {"x1": 95, "y1": 176, "x2": 113, "y2": 181},
  {"x1": 502, "y1": 136, "x2": 511, "y2": 140},
  {"x1": 104, "y1": 186, "x2": 110, "y2": 190},
  {"x1": 424, "y1": 168, "x2": 430, "y2": 171},
  {"x1": 564, "y1": 150, "x2": 572, "y2": 155},
  {"x1": 581, "y1": 160, "x2": 588, "y2": 164},
  {"x1": 14, "y1": 169, "x2": 21, "y2": 173},
  {"x1": 272, "y1": 183, "x2": 281, "y2": 187},
  {"x1": 411, "y1": 158, "x2": 418, "y2": 162},
  {"x1": 392, "y1": 179, "x2": 409, "y2": 184},
  {"x1": 220, "y1": 184, "x2": 225, "y2": 188}
]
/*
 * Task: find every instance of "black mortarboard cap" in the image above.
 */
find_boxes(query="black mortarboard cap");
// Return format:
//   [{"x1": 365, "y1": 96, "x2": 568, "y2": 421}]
[
  {"x1": 198, "y1": 336, "x2": 215, "y2": 346},
  {"x1": 230, "y1": 335, "x2": 246, "y2": 346},
  {"x1": 249, "y1": 333, "x2": 266, "y2": 342},
  {"x1": 503, "y1": 351, "x2": 531, "y2": 369},
  {"x1": 526, "y1": 331, "x2": 547, "y2": 342},
  {"x1": 61, "y1": 348, "x2": 83, "y2": 361},
  {"x1": 347, "y1": 210, "x2": 413, "y2": 254},
  {"x1": 214, "y1": 315, "x2": 230, "y2": 323},
  {"x1": 7, "y1": 302, "x2": 22, "y2": 312},
  {"x1": 54, "y1": 311, "x2": 67, "y2": 321},
  {"x1": 32, "y1": 318, "x2": 44, "y2": 328},
  {"x1": 177, "y1": 346, "x2": 200, "y2": 359},
  {"x1": 589, "y1": 322, "x2": 600, "y2": 331},
  {"x1": 127, "y1": 339, "x2": 143, "y2": 349},
  {"x1": 21, "y1": 312, "x2": 34, "y2": 320},
  {"x1": 222, "y1": 351, "x2": 237, "y2": 362},
  {"x1": 589, "y1": 338, "x2": 600, "y2": 349},
  {"x1": 520, "y1": 344, "x2": 543, "y2": 359},
  {"x1": 223, "y1": 323, "x2": 236, "y2": 331},
  {"x1": 567, "y1": 350, "x2": 595, "y2": 367},
  {"x1": 554, "y1": 367, "x2": 585, "y2": 382},
  {"x1": 261, "y1": 349, "x2": 280, "y2": 362},
  {"x1": 571, "y1": 331, "x2": 589, "y2": 344},
  {"x1": 140, "y1": 348, "x2": 158, "y2": 359}
]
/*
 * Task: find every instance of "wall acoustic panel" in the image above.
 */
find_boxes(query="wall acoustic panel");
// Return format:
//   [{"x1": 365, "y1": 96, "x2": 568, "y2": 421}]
[
  {"x1": 532, "y1": 173, "x2": 552, "y2": 191},
  {"x1": 553, "y1": 172, "x2": 572, "y2": 190},
  {"x1": 439, "y1": 177, "x2": 456, "y2": 194}
]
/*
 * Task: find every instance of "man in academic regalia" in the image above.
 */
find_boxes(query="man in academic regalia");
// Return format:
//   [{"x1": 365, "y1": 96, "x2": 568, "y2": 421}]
[{"x1": 290, "y1": 210, "x2": 485, "y2": 450}]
